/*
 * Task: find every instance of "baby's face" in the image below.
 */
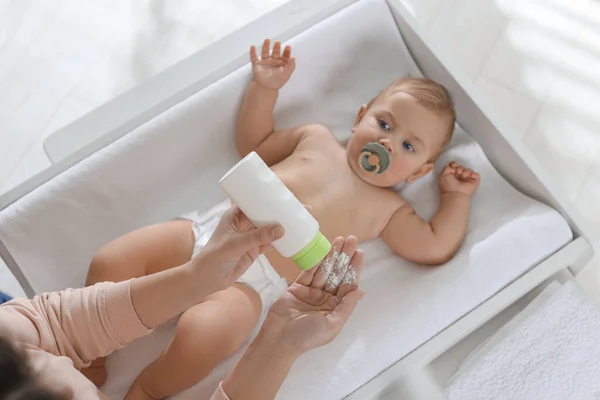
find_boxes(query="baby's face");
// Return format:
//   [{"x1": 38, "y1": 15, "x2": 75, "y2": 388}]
[{"x1": 347, "y1": 91, "x2": 450, "y2": 187}]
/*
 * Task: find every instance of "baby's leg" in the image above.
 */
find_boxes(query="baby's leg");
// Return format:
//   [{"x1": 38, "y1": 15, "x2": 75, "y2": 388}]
[
  {"x1": 125, "y1": 283, "x2": 262, "y2": 400},
  {"x1": 86, "y1": 220, "x2": 195, "y2": 285},
  {"x1": 82, "y1": 220, "x2": 196, "y2": 386}
]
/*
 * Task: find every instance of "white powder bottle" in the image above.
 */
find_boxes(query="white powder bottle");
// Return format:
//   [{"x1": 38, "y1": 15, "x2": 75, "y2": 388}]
[{"x1": 219, "y1": 152, "x2": 331, "y2": 270}]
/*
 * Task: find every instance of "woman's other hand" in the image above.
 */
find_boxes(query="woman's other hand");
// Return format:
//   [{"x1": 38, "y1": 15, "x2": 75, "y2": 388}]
[
  {"x1": 221, "y1": 236, "x2": 365, "y2": 400},
  {"x1": 262, "y1": 236, "x2": 365, "y2": 354}
]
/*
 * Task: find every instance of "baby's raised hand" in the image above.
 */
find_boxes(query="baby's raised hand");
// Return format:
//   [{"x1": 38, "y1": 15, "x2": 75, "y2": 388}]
[
  {"x1": 439, "y1": 161, "x2": 480, "y2": 197},
  {"x1": 250, "y1": 39, "x2": 296, "y2": 90}
]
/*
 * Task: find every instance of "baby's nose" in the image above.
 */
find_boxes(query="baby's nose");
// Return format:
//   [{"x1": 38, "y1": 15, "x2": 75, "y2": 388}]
[{"x1": 378, "y1": 138, "x2": 394, "y2": 154}]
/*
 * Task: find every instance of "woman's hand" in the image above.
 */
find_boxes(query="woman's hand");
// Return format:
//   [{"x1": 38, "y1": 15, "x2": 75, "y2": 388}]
[
  {"x1": 250, "y1": 39, "x2": 296, "y2": 90},
  {"x1": 129, "y1": 206, "x2": 283, "y2": 329},
  {"x1": 221, "y1": 236, "x2": 365, "y2": 400},
  {"x1": 195, "y1": 205, "x2": 284, "y2": 290},
  {"x1": 261, "y1": 236, "x2": 365, "y2": 354}
]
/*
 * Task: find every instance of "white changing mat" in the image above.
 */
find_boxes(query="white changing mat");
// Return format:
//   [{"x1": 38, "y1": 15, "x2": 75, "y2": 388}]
[
  {"x1": 0, "y1": 0, "x2": 572, "y2": 399},
  {"x1": 446, "y1": 282, "x2": 600, "y2": 400}
]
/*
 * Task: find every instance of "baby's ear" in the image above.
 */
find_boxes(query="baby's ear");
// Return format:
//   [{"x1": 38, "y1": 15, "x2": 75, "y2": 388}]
[
  {"x1": 352, "y1": 104, "x2": 368, "y2": 132},
  {"x1": 406, "y1": 163, "x2": 434, "y2": 183}
]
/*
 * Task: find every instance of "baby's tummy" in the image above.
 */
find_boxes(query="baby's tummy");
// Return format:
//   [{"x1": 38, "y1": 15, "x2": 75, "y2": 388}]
[{"x1": 317, "y1": 210, "x2": 384, "y2": 244}]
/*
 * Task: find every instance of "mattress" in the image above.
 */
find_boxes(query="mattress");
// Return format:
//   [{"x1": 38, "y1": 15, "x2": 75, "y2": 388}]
[{"x1": 0, "y1": 0, "x2": 572, "y2": 399}]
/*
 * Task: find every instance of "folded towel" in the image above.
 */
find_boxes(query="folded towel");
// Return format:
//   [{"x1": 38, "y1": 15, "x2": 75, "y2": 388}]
[
  {"x1": 446, "y1": 281, "x2": 600, "y2": 400},
  {"x1": 447, "y1": 282, "x2": 561, "y2": 385}
]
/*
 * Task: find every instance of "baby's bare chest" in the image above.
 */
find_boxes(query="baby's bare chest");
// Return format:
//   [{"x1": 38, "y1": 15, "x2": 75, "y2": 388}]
[{"x1": 271, "y1": 147, "x2": 402, "y2": 241}]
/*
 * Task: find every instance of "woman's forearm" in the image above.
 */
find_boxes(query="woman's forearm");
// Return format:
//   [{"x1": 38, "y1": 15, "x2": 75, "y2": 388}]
[
  {"x1": 236, "y1": 81, "x2": 279, "y2": 157},
  {"x1": 130, "y1": 260, "x2": 218, "y2": 328},
  {"x1": 222, "y1": 332, "x2": 299, "y2": 400}
]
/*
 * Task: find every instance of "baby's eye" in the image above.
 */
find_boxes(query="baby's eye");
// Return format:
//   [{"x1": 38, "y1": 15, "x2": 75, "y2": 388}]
[
  {"x1": 378, "y1": 119, "x2": 391, "y2": 131},
  {"x1": 403, "y1": 141, "x2": 415, "y2": 152}
]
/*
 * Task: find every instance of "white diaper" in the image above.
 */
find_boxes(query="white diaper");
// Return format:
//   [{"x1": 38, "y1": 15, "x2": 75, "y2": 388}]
[{"x1": 181, "y1": 201, "x2": 288, "y2": 311}]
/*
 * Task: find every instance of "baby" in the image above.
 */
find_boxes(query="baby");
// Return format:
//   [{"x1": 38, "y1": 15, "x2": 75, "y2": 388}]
[{"x1": 83, "y1": 39, "x2": 479, "y2": 399}]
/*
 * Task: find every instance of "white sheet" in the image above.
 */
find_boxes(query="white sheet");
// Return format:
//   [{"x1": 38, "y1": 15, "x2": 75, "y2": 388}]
[{"x1": 0, "y1": 0, "x2": 572, "y2": 399}]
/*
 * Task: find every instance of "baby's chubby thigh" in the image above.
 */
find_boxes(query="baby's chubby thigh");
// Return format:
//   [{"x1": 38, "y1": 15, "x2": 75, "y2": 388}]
[
  {"x1": 132, "y1": 284, "x2": 262, "y2": 399},
  {"x1": 177, "y1": 283, "x2": 263, "y2": 363}
]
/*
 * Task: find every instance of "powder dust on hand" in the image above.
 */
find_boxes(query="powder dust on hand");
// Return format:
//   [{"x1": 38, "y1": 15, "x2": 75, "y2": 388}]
[{"x1": 321, "y1": 250, "x2": 357, "y2": 292}]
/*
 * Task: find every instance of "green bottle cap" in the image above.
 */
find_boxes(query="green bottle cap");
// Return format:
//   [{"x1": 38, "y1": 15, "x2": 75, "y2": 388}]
[{"x1": 291, "y1": 232, "x2": 332, "y2": 271}]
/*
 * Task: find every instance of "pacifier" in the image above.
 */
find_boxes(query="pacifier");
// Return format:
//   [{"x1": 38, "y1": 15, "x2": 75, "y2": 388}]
[{"x1": 359, "y1": 142, "x2": 390, "y2": 174}]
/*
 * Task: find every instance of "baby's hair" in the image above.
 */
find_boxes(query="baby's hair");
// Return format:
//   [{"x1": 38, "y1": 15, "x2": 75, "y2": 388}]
[{"x1": 368, "y1": 77, "x2": 455, "y2": 159}]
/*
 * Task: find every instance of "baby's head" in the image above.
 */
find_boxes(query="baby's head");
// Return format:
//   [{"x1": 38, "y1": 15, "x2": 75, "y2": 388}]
[{"x1": 347, "y1": 77, "x2": 455, "y2": 187}]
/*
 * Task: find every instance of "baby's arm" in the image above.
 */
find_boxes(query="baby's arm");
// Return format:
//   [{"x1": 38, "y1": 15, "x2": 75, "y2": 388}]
[
  {"x1": 381, "y1": 162, "x2": 480, "y2": 265},
  {"x1": 236, "y1": 39, "x2": 301, "y2": 165}
]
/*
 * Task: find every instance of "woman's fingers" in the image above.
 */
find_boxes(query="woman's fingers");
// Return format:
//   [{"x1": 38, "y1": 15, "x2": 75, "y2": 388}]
[
  {"x1": 261, "y1": 38, "x2": 270, "y2": 59},
  {"x1": 324, "y1": 236, "x2": 358, "y2": 294},
  {"x1": 247, "y1": 247, "x2": 259, "y2": 262},
  {"x1": 340, "y1": 236, "x2": 358, "y2": 258},
  {"x1": 231, "y1": 206, "x2": 251, "y2": 231},
  {"x1": 335, "y1": 249, "x2": 364, "y2": 298},
  {"x1": 311, "y1": 237, "x2": 344, "y2": 290},
  {"x1": 293, "y1": 230, "x2": 331, "y2": 286},
  {"x1": 293, "y1": 234, "x2": 363, "y2": 297},
  {"x1": 287, "y1": 284, "x2": 339, "y2": 310},
  {"x1": 295, "y1": 265, "x2": 319, "y2": 287},
  {"x1": 258, "y1": 243, "x2": 274, "y2": 254}
]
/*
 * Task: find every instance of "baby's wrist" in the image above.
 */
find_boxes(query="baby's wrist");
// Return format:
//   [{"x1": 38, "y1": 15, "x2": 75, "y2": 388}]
[
  {"x1": 441, "y1": 190, "x2": 472, "y2": 199},
  {"x1": 252, "y1": 80, "x2": 280, "y2": 92}
]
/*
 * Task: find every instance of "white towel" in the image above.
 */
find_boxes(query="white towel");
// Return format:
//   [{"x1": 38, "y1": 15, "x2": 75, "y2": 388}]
[
  {"x1": 446, "y1": 281, "x2": 600, "y2": 400},
  {"x1": 447, "y1": 282, "x2": 562, "y2": 386}
]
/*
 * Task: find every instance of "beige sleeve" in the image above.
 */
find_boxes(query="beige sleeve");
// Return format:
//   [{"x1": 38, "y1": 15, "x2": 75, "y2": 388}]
[{"x1": 0, "y1": 280, "x2": 153, "y2": 369}]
